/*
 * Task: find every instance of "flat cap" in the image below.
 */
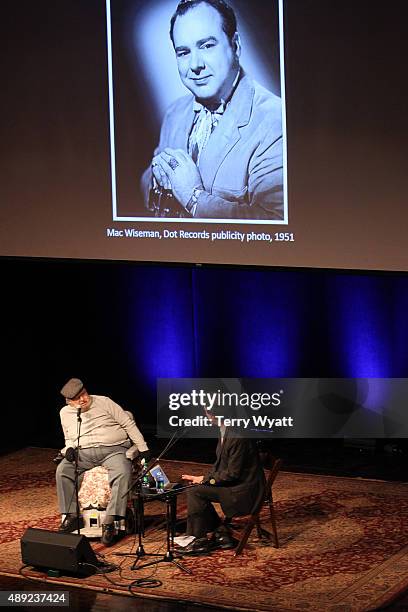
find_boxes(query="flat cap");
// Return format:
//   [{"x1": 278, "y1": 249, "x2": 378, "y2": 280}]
[{"x1": 60, "y1": 378, "x2": 84, "y2": 400}]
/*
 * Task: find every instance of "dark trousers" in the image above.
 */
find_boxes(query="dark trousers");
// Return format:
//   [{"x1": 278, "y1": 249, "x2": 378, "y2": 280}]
[{"x1": 186, "y1": 485, "x2": 224, "y2": 538}]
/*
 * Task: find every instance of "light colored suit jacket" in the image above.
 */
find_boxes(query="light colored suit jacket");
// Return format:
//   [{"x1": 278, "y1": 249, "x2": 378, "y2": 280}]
[{"x1": 142, "y1": 73, "x2": 283, "y2": 220}]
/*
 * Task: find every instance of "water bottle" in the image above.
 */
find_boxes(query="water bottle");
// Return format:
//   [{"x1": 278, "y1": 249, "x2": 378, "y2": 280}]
[
  {"x1": 156, "y1": 471, "x2": 165, "y2": 492},
  {"x1": 141, "y1": 474, "x2": 150, "y2": 491}
]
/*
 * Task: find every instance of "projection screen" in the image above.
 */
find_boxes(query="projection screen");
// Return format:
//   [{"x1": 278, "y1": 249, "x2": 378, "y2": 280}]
[{"x1": 1, "y1": 0, "x2": 407, "y2": 271}]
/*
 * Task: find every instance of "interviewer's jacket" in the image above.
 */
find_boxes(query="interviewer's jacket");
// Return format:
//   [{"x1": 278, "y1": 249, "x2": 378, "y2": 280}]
[{"x1": 205, "y1": 430, "x2": 266, "y2": 517}]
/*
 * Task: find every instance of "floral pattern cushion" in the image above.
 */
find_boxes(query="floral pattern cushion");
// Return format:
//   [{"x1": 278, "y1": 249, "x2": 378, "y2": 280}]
[{"x1": 78, "y1": 466, "x2": 111, "y2": 509}]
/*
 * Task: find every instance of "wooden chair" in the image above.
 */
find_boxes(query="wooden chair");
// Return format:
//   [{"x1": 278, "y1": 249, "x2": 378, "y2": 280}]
[{"x1": 232, "y1": 454, "x2": 282, "y2": 556}]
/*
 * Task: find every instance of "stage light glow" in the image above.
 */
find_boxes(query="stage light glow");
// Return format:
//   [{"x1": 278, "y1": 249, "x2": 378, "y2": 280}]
[
  {"x1": 191, "y1": 269, "x2": 304, "y2": 377},
  {"x1": 232, "y1": 273, "x2": 305, "y2": 377},
  {"x1": 329, "y1": 275, "x2": 391, "y2": 379},
  {"x1": 124, "y1": 267, "x2": 195, "y2": 386}
]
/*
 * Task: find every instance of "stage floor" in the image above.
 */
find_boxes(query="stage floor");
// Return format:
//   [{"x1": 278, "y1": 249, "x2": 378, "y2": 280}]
[{"x1": 1, "y1": 448, "x2": 408, "y2": 611}]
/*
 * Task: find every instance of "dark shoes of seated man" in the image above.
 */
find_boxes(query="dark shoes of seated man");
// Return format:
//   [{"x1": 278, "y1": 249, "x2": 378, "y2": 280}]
[
  {"x1": 59, "y1": 514, "x2": 117, "y2": 546},
  {"x1": 101, "y1": 523, "x2": 116, "y2": 546},
  {"x1": 184, "y1": 527, "x2": 237, "y2": 555},
  {"x1": 58, "y1": 514, "x2": 84, "y2": 533},
  {"x1": 101, "y1": 514, "x2": 122, "y2": 546},
  {"x1": 214, "y1": 526, "x2": 237, "y2": 550}
]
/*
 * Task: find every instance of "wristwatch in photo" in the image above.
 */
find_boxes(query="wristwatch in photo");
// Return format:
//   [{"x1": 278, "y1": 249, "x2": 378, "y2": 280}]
[{"x1": 185, "y1": 187, "x2": 203, "y2": 216}]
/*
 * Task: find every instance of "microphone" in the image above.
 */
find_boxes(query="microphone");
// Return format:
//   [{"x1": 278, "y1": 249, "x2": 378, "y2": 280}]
[{"x1": 65, "y1": 447, "x2": 77, "y2": 463}]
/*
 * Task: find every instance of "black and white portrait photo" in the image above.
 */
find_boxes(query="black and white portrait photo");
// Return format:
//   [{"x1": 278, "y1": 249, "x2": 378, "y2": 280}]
[{"x1": 107, "y1": 0, "x2": 287, "y2": 224}]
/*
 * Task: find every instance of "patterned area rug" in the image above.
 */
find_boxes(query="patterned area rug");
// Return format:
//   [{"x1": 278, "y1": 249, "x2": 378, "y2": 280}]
[{"x1": 1, "y1": 448, "x2": 408, "y2": 612}]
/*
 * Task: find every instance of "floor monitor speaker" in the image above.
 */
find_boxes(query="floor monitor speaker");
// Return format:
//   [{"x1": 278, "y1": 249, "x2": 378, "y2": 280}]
[{"x1": 20, "y1": 528, "x2": 98, "y2": 576}]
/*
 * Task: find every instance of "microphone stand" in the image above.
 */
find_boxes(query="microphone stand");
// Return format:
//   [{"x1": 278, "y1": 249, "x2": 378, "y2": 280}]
[
  {"x1": 73, "y1": 407, "x2": 82, "y2": 536},
  {"x1": 128, "y1": 477, "x2": 164, "y2": 569},
  {"x1": 134, "y1": 484, "x2": 195, "y2": 573},
  {"x1": 115, "y1": 428, "x2": 192, "y2": 572}
]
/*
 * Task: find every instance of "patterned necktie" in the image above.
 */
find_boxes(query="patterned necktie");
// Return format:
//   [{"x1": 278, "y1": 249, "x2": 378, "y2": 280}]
[{"x1": 188, "y1": 101, "x2": 225, "y2": 165}]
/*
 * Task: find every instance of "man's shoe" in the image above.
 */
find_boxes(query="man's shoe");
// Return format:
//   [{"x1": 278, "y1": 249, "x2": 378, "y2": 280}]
[
  {"x1": 58, "y1": 514, "x2": 83, "y2": 533},
  {"x1": 101, "y1": 523, "x2": 116, "y2": 547},
  {"x1": 214, "y1": 528, "x2": 237, "y2": 550},
  {"x1": 183, "y1": 537, "x2": 215, "y2": 555}
]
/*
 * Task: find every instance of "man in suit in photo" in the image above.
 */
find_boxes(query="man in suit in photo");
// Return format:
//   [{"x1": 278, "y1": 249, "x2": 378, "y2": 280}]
[{"x1": 142, "y1": 0, "x2": 283, "y2": 220}]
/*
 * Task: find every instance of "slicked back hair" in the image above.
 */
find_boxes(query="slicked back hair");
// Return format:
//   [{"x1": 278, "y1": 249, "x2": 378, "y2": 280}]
[{"x1": 169, "y1": 0, "x2": 238, "y2": 48}]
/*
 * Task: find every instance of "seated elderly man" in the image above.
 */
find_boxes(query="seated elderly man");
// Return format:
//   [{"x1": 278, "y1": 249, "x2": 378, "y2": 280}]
[{"x1": 56, "y1": 377, "x2": 150, "y2": 546}]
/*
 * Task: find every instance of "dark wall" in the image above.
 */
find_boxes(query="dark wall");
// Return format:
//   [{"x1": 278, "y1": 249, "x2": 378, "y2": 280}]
[{"x1": 2, "y1": 257, "x2": 407, "y2": 451}]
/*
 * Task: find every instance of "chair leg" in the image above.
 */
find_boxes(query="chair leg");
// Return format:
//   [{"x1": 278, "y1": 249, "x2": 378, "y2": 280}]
[
  {"x1": 234, "y1": 516, "x2": 257, "y2": 556},
  {"x1": 268, "y1": 501, "x2": 279, "y2": 548}
]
